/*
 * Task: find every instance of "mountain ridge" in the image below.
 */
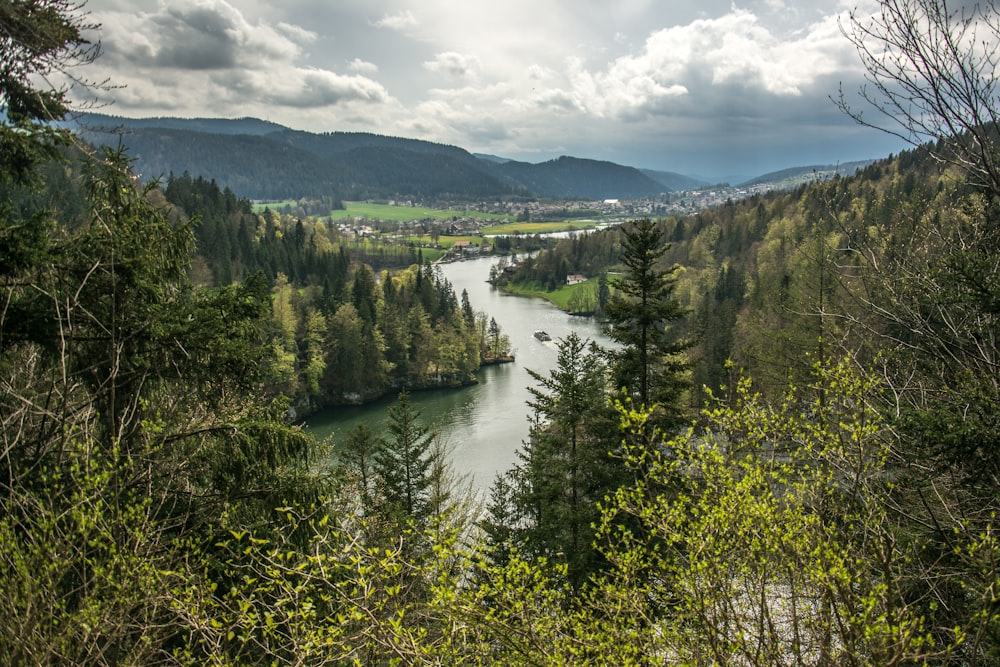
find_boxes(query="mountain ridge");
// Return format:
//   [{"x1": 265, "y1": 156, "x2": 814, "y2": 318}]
[{"x1": 72, "y1": 114, "x2": 876, "y2": 202}]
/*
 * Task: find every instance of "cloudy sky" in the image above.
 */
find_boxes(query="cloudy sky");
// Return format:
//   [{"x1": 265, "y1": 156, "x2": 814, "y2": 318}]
[{"x1": 76, "y1": 0, "x2": 909, "y2": 181}]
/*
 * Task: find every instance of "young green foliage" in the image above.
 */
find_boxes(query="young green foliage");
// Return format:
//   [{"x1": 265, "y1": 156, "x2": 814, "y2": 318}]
[{"x1": 593, "y1": 358, "x2": 955, "y2": 665}]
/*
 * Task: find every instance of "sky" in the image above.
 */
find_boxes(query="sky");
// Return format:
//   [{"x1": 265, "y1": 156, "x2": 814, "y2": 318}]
[{"x1": 74, "y1": 0, "x2": 911, "y2": 182}]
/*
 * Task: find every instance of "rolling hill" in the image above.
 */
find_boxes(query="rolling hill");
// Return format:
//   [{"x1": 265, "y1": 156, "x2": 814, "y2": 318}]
[
  {"x1": 738, "y1": 160, "x2": 875, "y2": 187},
  {"x1": 74, "y1": 114, "x2": 870, "y2": 203},
  {"x1": 74, "y1": 114, "x2": 676, "y2": 201},
  {"x1": 493, "y1": 156, "x2": 668, "y2": 199}
]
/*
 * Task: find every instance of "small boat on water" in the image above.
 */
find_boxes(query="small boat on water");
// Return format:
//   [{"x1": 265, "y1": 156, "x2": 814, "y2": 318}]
[{"x1": 534, "y1": 330, "x2": 551, "y2": 342}]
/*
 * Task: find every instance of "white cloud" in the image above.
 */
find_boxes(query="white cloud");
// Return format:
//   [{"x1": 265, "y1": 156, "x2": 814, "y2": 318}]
[
  {"x1": 373, "y1": 10, "x2": 418, "y2": 31},
  {"x1": 423, "y1": 52, "x2": 481, "y2": 78},
  {"x1": 86, "y1": 0, "x2": 393, "y2": 116},
  {"x1": 78, "y1": 0, "x2": 901, "y2": 178},
  {"x1": 261, "y1": 68, "x2": 390, "y2": 107},
  {"x1": 348, "y1": 58, "x2": 379, "y2": 74},
  {"x1": 560, "y1": 7, "x2": 858, "y2": 121},
  {"x1": 97, "y1": 0, "x2": 305, "y2": 69},
  {"x1": 526, "y1": 64, "x2": 554, "y2": 80},
  {"x1": 276, "y1": 21, "x2": 317, "y2": 43}
]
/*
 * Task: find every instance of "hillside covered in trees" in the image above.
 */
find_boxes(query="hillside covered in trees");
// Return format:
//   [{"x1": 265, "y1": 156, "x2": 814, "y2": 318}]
[
  {"x1": 4, "y1": 0, "x2": 1000, "y2": 665},
  {"x1": 75, "y1": 113, "x2": 674, "y2": 201},
  {"x1": 494, "y1": 148, "x2": 956, "y2": 398},
  {"x1": 4, "y1": 158, "x2": 514, "y2": 413}
]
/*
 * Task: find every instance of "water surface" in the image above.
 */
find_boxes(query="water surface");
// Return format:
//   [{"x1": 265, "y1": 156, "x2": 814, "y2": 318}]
[{"x1": 306, "y1": 255, "x2": 613, "y2": 493}]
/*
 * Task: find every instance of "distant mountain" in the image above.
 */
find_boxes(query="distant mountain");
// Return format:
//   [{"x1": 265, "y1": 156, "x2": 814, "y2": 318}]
[
  {"x1": 76, "y1": 114, "x2": 877, "y2": 202},
  {"x1": 494, "y1": 156, "x2": 667, "y2": 200},
  {"x1": 474, "y1": 153, "x2": 512, "y2": 164},
  {"x1": 72, "y1": 114, "x2": 676, "y2": 201},
  {"x1": 639, "y1": 168, "x2": 709, "y2": 192},
  {"x1": 76, "y1": 114, "x2": 285, "y2": 136},
  {"x1": 740, "y1": 160, "x2": 875, "y2": 187},
  {"x1": 76, "y1": 114, "x2": 521, "y2": 200}
]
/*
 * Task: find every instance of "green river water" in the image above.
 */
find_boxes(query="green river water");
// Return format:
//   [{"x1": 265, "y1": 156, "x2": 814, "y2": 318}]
[{"x1": 305, "y1": 254, "x2": 614, "y2": 494}]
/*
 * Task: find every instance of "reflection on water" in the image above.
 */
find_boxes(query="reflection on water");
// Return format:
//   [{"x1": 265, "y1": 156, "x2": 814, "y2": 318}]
[{"x1": 305, "y1": 255, "x2": 613, "y2": 493}]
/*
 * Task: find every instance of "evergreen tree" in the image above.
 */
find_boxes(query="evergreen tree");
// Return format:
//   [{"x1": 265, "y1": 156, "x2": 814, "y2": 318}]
[
  {"x1": 339, "y1": 422, "x2": 383, "y2": 517},
  {"x1": 604, "y1": 217, "x2": 691, "y2": 430},
  {"x1": 479, "y1": 470, "x2": 520, "y2": 568},
  {"x1": 0, "y1": 0, "x2": 98, "y2": 186},
  {"x1": 376, "y1": 391, "x2": 435, "y2": 527},
  {"x1": 325, "y1": 302, "x2": 367, "y2": 398},
  {"x1": 460, "y1": 288, "x2": 475, "y2": 327},
  {"x1": 510, "y1": 333, "x2": 618, "y2": 587},
  {"x1": 1, "y1": 1, "x2": 99, "y2": 285}
]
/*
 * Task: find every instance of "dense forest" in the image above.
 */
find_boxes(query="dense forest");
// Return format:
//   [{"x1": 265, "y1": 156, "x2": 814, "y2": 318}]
[
  {"x1": 493, "y1": 153, "x2": 951, "y2": 397},
  {"x1": 0, "y1": 146, "x2": 514, "y2": 413},
  {"x1": 161, "y1": 171, "x2": 512, "y2": 411},
  {"x1": 102, "y1": 126, "x2": 526, "y2": 201},
  {"x1": 4, "y1": 0, "x2": 1000, "y2": 665},
  {"x1": 76, "y1": 113, "x2": 672, "y2": 201}
]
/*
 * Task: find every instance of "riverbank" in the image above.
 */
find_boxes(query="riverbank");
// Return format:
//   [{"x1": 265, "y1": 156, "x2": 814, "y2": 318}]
[
  {"x1": 498, "y1": 278, "x2": 601, "y2": 316},
  {"x1": 290, "y1": 356, "x2": 516, "y2": 421},
  {"x1": 304, "y1": 255, "x2": 615, "y2": 492}
]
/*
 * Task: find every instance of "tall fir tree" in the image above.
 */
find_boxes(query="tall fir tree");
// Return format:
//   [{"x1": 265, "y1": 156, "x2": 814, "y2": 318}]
[
  {"x1": 508, "y1": 333, "x2": 619, "y2": 587},
  {"x1": 376, "y1": 391, "x2": 435, "y2": 527},
  {"x1": 604, "y1": 217, "x2": 691, "y2": 430}
]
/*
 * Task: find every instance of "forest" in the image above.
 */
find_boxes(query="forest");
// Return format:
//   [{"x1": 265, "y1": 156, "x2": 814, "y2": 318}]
[
  {"x1": 493, "y1": 152, "x2": 958, "y2": 399},
  {"x1": 75, "y1": 114, "x2": 676, "y2": 202},
  {"x1": 163, "y1": 171, "x2": 514, "y2": 410},
  {"x1": 76, "y1": 119, "x2": 530, "y2": 201},
  {"x1": 3, "y1": 0, "x2": 1000, "y2": 664}
]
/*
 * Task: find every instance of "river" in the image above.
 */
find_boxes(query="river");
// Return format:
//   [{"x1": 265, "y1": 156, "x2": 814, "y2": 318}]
[{"x1": 305, "y1": 254, "x2": 614, "y2": 495}]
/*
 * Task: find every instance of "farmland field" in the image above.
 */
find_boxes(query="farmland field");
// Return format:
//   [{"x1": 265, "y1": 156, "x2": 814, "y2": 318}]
[
  {"x1": 398, "y1": 235, "x2": 482, "y2": 249},
  {"x1": 330, "y1": 202, "x2": 514, "y2": 222},
  {"x1": 480, "y1": 220, "x2": 599, "y2": 235}
]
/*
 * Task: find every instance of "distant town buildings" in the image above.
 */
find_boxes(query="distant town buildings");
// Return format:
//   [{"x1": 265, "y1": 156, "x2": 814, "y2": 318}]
[{"x1": 328, "y1": 173, "x2": 836, "y2": 245}]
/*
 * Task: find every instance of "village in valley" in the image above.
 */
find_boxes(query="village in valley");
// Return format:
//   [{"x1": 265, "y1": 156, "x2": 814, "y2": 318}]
[{"x1": 327, "y1": 176, "x2": 817, "y2": 265}]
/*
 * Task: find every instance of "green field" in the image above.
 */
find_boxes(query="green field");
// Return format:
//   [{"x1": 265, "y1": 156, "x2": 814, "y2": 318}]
[
  {"x1": 249, "y1": 203, "x2": 605, "y2": 236},
  {"x1": 398, "y1": 234, "x2": 483, "y2": 249},
  {"x1": 481, "y1": 220, "x2": 599, "y2": 235},
  {"x1": 330, "y1": 202, "x2": 513, "y2": 223},
  {"x1": 500, "y1": 279, "x2": 598, "y2": 312}
]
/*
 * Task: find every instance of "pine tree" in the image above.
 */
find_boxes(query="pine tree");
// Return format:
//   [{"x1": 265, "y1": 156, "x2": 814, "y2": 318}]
[
  {"x1": 376, "y1": 391, "x2": 435, "y2": 526},
  {"x1": 513, "y1": 332, "x2": 619, "y2": 587},
  {"x1": 604, "y1": 217, "x2": 691, "y2": 430},
  {"x1": 339, "y1": 422, "x2": 383, "y2": 516},
  {"x1": 0, "y1": 0, "x2": 98, "y2": 186}
]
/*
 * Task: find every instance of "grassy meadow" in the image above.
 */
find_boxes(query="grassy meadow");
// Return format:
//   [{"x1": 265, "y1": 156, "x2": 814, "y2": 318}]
[
  {"x1": 500, "y1": 278, "x2": 599, "y2": 312},
  {"x1": 251, "y1": 202, "x2": 604, "y2": 235},
  {"x1": 480, "y1": 220, "x2": 599, "y2": 235},
  {"x1": 330, "y1": 202, "x2": 513, "y2": 222}
]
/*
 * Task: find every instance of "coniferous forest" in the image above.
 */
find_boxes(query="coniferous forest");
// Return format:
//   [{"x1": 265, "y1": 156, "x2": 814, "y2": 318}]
[{"x1": 3, "y1": 0, "x2": 1000, "y2": 664}]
